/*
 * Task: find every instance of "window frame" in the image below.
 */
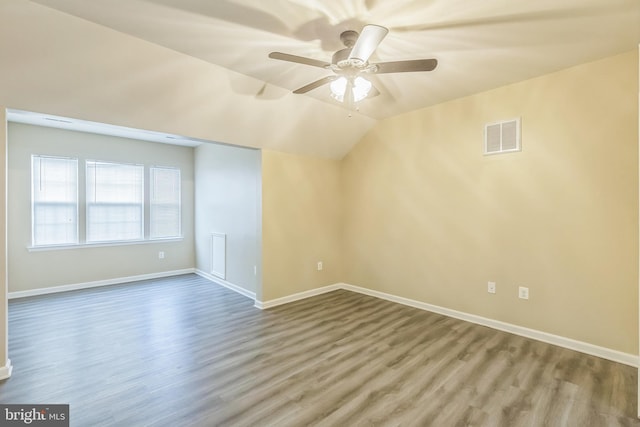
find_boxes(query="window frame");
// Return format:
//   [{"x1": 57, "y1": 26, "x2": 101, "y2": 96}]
[{"x1": 31, "y1": 155, "x2": 79, "y2": 247}]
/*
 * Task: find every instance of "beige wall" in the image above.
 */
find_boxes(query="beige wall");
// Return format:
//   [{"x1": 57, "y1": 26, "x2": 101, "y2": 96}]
[
  {"x1": 342, "y1": 50, "x2": 639, "y2": 354},
  {"x1": 261, "y1": 150, "x2": 342, "y2": 301},
  {"x1": 7, "y1": 123, "x2": 195, "y2": 292}
]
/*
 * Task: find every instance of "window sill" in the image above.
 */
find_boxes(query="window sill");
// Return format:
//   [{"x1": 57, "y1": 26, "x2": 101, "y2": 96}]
[{"x1": 27, "y1": 237, "x2": 184, "y2": 252}]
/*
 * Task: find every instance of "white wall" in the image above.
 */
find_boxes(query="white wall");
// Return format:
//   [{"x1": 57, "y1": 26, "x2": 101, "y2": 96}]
[
  {"x1": 194, "y1": 143, "x2": 260, "y2": 294},
  {"x1": 7, "y1": 122, "x2": 195, "y2": 292}
]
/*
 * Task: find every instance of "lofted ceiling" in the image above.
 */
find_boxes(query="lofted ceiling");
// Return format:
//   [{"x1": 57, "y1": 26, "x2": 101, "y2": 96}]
[
  {"x1": 2, "y1": 0, "x2": 638, "y2": 159},
  {"x1": 27, "y1": 0, "x2": 640, "y2": 121}
]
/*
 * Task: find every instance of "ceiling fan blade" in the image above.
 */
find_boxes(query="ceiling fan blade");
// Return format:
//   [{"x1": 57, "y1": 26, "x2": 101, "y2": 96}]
[
  {"x1": 293, "y1": 76, "x2": 338, "y2": 94},
  {"x1": 269, "y1": 52, "x2": 331, "y2": 69},
  {"x1": 372, "y1": 58, "x2": 438, "y2": 74},
  {"x1": 348, "y1": 24, "x2": 389, "y2": 64}
]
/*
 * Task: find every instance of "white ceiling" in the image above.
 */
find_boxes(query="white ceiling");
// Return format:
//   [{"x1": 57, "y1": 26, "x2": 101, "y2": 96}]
[{"x1": 27, "y1": 0, "x2": 640, "y2": 121}]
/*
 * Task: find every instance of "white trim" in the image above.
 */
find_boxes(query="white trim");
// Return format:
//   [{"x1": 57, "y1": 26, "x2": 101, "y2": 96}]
[
  {"x1": 194, "y1": 269, "x2": 256, "y2": 300},
  {"x1": 340, "y1": 283, "x2": 638, "y2": 368},
  {"x1": 27, "y1": 237, "x2": 184, "y2": 252},
  {"x1": 7, "y1": 267, "x2": 636, "y2": 368},
  {"x1": 255, "y1": 282, "x2": 637, "y2": 368},
  {"x1": 7, "y1": 269, "x2": 195, "y2": 299},
  {"x1": 254, "y1": 283, "x2": 342, "y2": 310},
  {"x1": 0, "y1": 358, "x2": 12, "y2": 380}
]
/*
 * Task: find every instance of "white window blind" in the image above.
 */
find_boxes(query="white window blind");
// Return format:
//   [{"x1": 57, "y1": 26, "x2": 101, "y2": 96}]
[
  {"x1": 150, "y1": 167, "x2": 181, "y2": 239},
  {"x1": 32, "y1": 155, "x2": 78, "y2": 246},
  {"x1": 86, "y1": 161, "x2": 144, "y2": 242}
]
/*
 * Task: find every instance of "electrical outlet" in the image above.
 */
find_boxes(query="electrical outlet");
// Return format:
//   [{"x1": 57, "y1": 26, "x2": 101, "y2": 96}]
[
  {"x1": 518, "y1": 286, "x2": 529, "y2": 300},
  {"x1": 488, "y1": 281, "x2": 496, "y2": 294},
  {"x1": 158, "y1": 251, "x2": 165, "y2": 259},
  {"x1": 317, "y1": 261, "x2": 323, "y2": 271}
]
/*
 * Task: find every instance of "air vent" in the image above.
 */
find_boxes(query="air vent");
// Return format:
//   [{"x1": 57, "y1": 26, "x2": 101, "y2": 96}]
[{"x1": 484, "y1": 118, "x2": 521, "y2": 155}]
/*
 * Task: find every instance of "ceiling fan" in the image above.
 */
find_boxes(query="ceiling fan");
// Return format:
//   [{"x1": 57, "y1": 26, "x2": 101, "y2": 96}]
[{"x1": 269, "y1": 25, "x2": 437, "y2": 107}]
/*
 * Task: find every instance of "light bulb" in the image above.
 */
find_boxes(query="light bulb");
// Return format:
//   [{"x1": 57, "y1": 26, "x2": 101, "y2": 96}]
[
  {"x1": 330, "y1": 76, "x2": 372, "y2": 103},
  {"x1": 330, "y1": 77, "x2": 347, "y2": 102},
  {"x1": 352, "y1": 77, "x2": 372, "y2": 102}
]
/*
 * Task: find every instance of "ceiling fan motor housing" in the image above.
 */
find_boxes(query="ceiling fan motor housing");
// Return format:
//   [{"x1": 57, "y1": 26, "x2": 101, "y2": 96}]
[{"x1": 340, "y1": 30, "x2": 359, "y2": 48}]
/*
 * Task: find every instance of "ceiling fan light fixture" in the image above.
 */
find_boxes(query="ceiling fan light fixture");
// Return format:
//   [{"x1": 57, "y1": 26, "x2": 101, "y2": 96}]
[
  {"x1": 353, "y1": 77, "x2": 372, "y2": 101},
  {"x1": 330, "y1": 76, "x2": 372, "y2": 103},
  {"x1": 269, "y1": 23, "x2": 437, "y2": 104}
]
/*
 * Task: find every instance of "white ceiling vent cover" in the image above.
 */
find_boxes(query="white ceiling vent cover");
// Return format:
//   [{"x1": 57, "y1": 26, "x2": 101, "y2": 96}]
[{"x1": 484, "y1": 118, "x2": 521, "y2": 155}]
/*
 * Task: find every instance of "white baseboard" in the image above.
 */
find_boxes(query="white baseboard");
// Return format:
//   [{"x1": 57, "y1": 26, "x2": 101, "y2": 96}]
[
  {"x1": 7, "y1": 269, "x2": 196, "y2": 299},
  {"x1": 194, "y1": 270, "x2": 256, "y2": 300},
  {"x1": 0, "y1": 358, "x2": 12, "y2": 380},
  {"x1": 256, "y1": 281, "x2": 638, "y2": 368},
  {"x1": 254, "y1": 283, "x2": 342, "y2": 309},
  {"x1": 339, "y1": 283, "x2": 638, "y2": 368},
  {"x1": 8, "y1": 269, "x2": 636, "y2": 368}
]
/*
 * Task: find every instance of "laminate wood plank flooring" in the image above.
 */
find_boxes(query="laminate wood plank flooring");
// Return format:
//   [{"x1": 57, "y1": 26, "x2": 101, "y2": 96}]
[{"x1": 0, "y1": 274, "x2": 637, "y2": 426}]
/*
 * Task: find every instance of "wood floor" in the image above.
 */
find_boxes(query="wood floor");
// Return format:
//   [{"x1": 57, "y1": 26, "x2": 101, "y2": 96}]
[{"x1": 0, "y1": 274, "x2": 637, "y2": 426}]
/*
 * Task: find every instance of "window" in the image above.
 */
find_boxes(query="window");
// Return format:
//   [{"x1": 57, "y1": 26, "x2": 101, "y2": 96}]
[
  {"x1": 150, "y1": 167, "x2": 181, "y2": 239},
  {"x1": 31, "y1": 156, "x2": 181, "y2": 248},
  {"x1": 86, "y1": 160, "x2": 144, "y2": 243},
  {"x1": 32, "y1": 155, "x2": 79, "y2": 246}
]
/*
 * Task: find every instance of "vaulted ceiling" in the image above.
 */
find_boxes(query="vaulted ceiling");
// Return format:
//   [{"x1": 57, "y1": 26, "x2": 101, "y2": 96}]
[{"x1": 2, "y1": 0, "x2": 639, "y2": 158}]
